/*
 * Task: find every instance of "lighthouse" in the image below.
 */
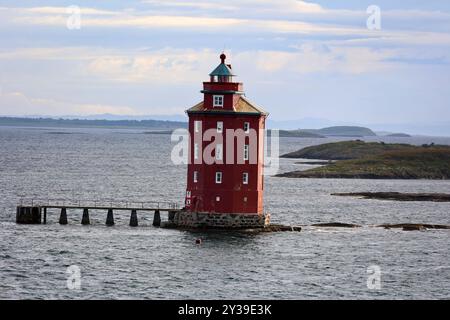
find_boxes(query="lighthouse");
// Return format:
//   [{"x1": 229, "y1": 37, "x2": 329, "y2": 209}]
[{"x1": 176, "y1": 53, "x2": 269, "y2": 229}]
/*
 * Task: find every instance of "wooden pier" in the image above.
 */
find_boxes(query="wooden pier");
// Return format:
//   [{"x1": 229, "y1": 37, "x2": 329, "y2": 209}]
[{"x1": 16, "y1": 199, "x2": 182, "y2": 227}]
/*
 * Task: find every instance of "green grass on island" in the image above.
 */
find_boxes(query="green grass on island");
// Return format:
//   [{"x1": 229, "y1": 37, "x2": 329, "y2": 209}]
[{"x1": 278, "y1": 141, "x2": 450, "y2": 179}]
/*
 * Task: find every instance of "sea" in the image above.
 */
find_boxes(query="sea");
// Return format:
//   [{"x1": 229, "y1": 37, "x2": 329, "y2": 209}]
[{"x1": 0, "y1": 126, "x2": 449, "y2": 299}]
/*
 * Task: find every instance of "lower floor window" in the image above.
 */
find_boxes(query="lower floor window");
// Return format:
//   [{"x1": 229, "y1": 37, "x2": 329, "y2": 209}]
[
  {"x1": 243, "y1": 172, "x2": 249, "y2": 184},
  {"x1": 215, "y1": 172, "x2": 222, "y2": 184}
]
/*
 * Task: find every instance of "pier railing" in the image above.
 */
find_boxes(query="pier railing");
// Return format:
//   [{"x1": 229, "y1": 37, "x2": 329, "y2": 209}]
[{"x1": 19, "y1": 198, "x2": 181, "y2": 211}]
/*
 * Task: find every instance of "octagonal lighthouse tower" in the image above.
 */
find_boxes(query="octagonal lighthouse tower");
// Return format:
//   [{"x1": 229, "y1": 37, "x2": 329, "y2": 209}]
[{"x1": 176, "y1": 53, "x2": 269, "y2": 229}]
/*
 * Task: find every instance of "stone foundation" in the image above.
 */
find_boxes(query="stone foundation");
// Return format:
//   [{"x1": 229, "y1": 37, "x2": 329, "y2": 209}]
[{"x1": 169, "y1": 211, "x2": 269, "y2": 229}]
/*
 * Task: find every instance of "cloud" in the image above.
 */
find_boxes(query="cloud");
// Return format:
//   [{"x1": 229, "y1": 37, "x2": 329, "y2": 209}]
[
  {"x1": 141, "y1": 0, "x2": 324, "y2": 14},
  {"x1": 235, "y1": 44, "x2": 397, "y2": 75},
  {"x1": 4, "y1": 4, "x2": 450, "y2": 48}
]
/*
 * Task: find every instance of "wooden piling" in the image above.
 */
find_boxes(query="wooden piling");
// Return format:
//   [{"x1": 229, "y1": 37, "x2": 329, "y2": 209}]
[
  {"x1": 81, "y1": 208, "x2": 90, "y2": 225},
  {"x1": 130, "y1": 210, "x2": 138, "y2": 227},
  {"x1": 59, "y1": 208, "x2": 68, "y2": 225},
  {"x1": 153, "y1": 210, "x2": 161, "y2": 227},
  {"x1": 106, "y1": 209, "x2": 114, "y2": 226}
]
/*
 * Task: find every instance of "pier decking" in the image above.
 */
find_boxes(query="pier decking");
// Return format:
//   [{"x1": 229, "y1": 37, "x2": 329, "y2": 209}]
[{"x1": 16, "y1": 199, "x2": 182, "y2": 226}]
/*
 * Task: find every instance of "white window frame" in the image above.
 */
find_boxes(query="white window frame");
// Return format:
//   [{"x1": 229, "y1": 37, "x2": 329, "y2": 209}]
[
  {"x1": 186, "y1": 191, "x2": 191, "y2": 198},
  {"x1": 194, "y1": 143, "x2": 199, "y2": 160},
  {"x1": 243, "y1": 172, "x2": 249, "y2": 185},
  {"x1": 216, "y1": 144, "x2": 223, "y2": 161},
  {"x1": 213, "y1": 95, "x2": 224, "y2": 108},
  {"x1": 215, "y1": 172, "x2": 223, "y2": 184},
  {"x1": 244, "y1": 122, "x2": 250, "y2": 133},
  {"x1": 194, "y1": 120, "x2": 201, "y2": 133},
  {"x1": 216, "y1": 196, "x2": 221, "y2": 202},
  {"x1": 244, "y1": 144, "x2": 249, "y2": 161},
  {"x1": 217, "y1": 121, "x2": 223, "y2": 133},
  {"x1": 193, "y1": 171, "x2": 198, "y2": 183},
  {"x1": 186, "y1": 199, "x2": 191, "y2": 205}
]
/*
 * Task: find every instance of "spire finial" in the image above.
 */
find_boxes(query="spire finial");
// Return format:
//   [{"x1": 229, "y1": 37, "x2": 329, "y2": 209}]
[{"x1": 220, "y1": 53, "x2": 226, "y2": 64}]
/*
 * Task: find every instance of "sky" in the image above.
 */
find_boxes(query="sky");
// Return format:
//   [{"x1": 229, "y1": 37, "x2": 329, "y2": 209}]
[{"x1": 0, "y1": 1, "x2": 450, "y2": 133}]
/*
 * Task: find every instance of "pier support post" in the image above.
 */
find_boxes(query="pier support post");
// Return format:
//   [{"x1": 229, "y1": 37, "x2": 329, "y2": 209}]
[
  {"x1": 130, "y1": 210, "x2": 138, "y2": 227},
  {"x1": 168, "y1": 210, "x2": 176, "y2": 222},
  {"x1": 81, "y1": 208, "x2": 90, "y2": 225},
  {"x1": 43, "y1": 207, "x2": 47, "y2": 224},
  {"x1": 153, "y1": 210, "x2": 161, "y2": 227},
  {"x1": 59, "y1": 208, "x2": 68, "y2": 225},
  {"x1": 106, "y1": 209, "x2": 114, "y2": 226}
]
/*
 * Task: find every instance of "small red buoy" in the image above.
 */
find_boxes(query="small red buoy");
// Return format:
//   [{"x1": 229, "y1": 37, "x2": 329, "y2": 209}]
[{"x1": 195, "y1": 238, "x2": 202, "y2": 245}]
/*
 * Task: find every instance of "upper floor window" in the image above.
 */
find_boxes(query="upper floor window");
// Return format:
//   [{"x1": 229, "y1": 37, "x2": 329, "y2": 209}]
[
  {"x1": 194, "y1": 143, "x2": 199, "y2": 160},
  {"x1": 213, "y1": 95, "x2": 224, "y2": 108},
  {"x1": 244, "y1": 144, "x2": 249, "y2": 161},
  {"x1": 215, "y1": 172, "x2": 223, "y2": 184},
  {"x1": 244, "y1": 122, "x2": 250, "y2": 133},
  {"x1": 216, "y1": 144, "x2": 223, "y2": 161},
  {"x1": 217, "y1": 121, "x2": 223, "y2": 133},
  {"x1": 194, "y1": 120, "x2": 201, "y2": 133},
  {"x1": 193, "y1": 171, "x2": 198, "y2": 183}
]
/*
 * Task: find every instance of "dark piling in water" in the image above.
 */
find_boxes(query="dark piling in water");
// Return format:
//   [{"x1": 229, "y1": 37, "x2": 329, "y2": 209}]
[
  {"x1": 59, "y1": 208, "x2": 68, "y2": 225},
  {"x1": 106, "y1": 209, "x2": 114, "y2": 226},
  {"x1": 153, "y1": 210, "x2": 161, "y2": 227},
  {"x1": 81, "y1": 208, "x2": 90, "y2": 225},
  {"x1": 130, "y1": 210, "x2": 138, "y2": 227},
  {"x1": 168, "y1": 210, "x2": 176, "y2": 222}
]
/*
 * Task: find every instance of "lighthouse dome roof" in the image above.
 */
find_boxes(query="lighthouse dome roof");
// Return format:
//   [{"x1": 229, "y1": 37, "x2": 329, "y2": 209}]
[
  {"x1": 209, "y1": 53, "x2": 235, "y2": 76},
  {"x1": 209, "y1": 63, "x2": 235, "y2": 77}
]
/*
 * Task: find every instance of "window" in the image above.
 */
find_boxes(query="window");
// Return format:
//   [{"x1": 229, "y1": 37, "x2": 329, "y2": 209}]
[
  {"x1": 193, "y1": 171, "x2": 198, "y2": 183},
  {"x1": 244, "y1": 144, "x2": 249, "y2": 161},
  {"x1": 194, "y1": 120, "x2": 201, "y2": 133},
  {"x1": 194, "y1": 143, "x2": 199, "y2": 160},
  {"x1": 186, "y1": 199, "x2": 191, "y2": 205},
  {"x1": 244, "y1": 122, "x2": 250, "y2": 133},
  {"x1": 215, "y1": 172, "x2": 222, "y2": 184},
  {"x1": 217, "y1": 121, "x2": 223, "y2": 133},
  {"x1": 243, "y1": 197, "x2": 247, "y2": 202},
  {"x1": 216, "y1": 196, "x2": 221, "y2": 202},
  {"x1": 243, "y1": 172, "x2": 249, "y2": 185},
  {"x1": 216, "y1": 144, "x2": 223, "y2": 161},
  {"x1": 186, "y1": 191, "x2": 191, "y2": 198},
  {"x1": 213, "y1": 95, "x2": 224, "y2": 107}
]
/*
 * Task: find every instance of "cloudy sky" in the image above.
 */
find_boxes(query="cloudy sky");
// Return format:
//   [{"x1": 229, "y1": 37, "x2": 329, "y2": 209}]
[{"x1": 0, "y1": 1, "x2": 449, "y2": 132}]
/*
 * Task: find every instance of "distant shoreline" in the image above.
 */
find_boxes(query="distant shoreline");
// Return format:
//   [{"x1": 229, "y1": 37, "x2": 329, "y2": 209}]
[{"x1": 0, "y1": 116, "x2": 187, "y2": 130}]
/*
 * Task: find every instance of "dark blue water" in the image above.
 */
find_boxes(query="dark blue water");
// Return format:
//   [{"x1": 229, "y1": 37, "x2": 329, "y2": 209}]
[{"x1": 1, "y1": 126, "x2": 449, "y2": 299}]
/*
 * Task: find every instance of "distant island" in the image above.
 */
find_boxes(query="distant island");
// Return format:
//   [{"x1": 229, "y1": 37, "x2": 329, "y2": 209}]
[
  {"x1": 275, "y1": 126, "x2": 377, "y2": 138},
  {"x1": 386, "y1": 133, "x2": 412, "y2": 137},
  {"x1": 301, "y1": 126, "x2": 377, "y2": 137},
  {"x1": 277, "y1": 141, "x2": 450, "y2": 179},
  {"x1": 269, "y1": 129, "x2": 325, "y2": 138},
  {"x1": 0, "y1": 117, "x2": 187, "y2": 129}
]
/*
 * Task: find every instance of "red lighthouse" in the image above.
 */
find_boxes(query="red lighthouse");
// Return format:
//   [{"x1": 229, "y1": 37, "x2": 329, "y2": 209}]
[{"x1": 177, "y1": 53, "x2": 269, "y2": 229}]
